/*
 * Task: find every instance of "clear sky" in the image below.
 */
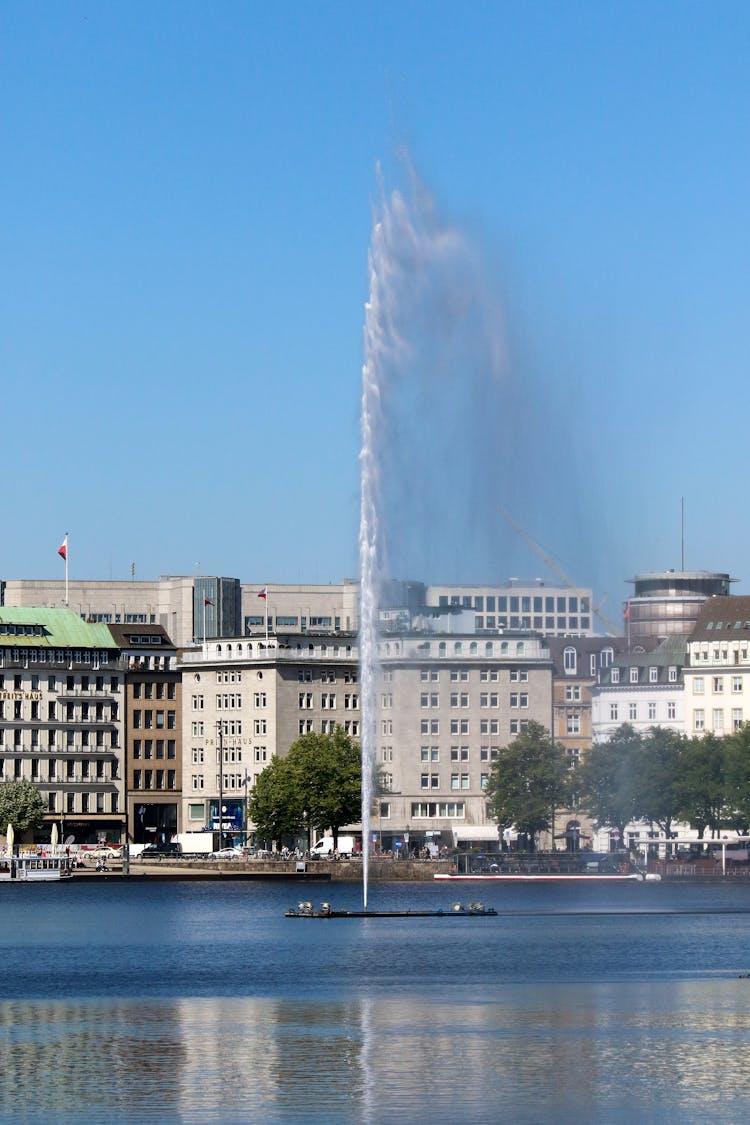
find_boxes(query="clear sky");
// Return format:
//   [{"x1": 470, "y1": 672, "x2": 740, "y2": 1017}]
[{"x1": 3, "y1": 2, "x2": 750, "y2": 618}]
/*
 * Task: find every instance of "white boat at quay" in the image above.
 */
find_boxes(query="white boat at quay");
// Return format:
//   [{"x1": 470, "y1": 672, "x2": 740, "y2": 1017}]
[{"x1": 0, "y1": 855, "x2": 74, "y2": 882}]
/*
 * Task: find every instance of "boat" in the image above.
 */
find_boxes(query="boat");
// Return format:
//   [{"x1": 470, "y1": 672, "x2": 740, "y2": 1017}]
[
  {"x1": 286, "y1": 900, "x2": 498, "y2": 918},
  {"x1": 0, "y1": 855, "x2": 75, "y2": 882},
  {"x1": 435, "y1": 851, "x2": 658, "y2": 883}
]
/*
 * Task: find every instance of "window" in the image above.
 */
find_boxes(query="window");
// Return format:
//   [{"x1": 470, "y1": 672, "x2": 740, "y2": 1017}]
[
  {"x1": 628, "y1": 703, "x2": 637, "y2": 721},
  {"x1": 733, "y1": 708, "x2": 744, "y2": 731},
  {"x1": 667, "y1": 701, "x2": 676, "y2": 720},
  {"x1": 565, "y1": 685, "x2": 581, "y2": 701},
  {"x1": 668, "y1": 667, "x2": 678, "y2": 683},
  {"x1": 733, "y1": 676, "x2": 743, "y2": 693},
  {"x1": 713, "y1": 677, "x2": 724, "y2": 694},
  {"x1": 611, "y1": 668, "x2": 620, "y2": 684},
  {"x1": 566, "y1": 714, "x2": 581, "y2": 735},
  {"x1": 649, "y1": 667, "x2": 658, "y2": 683},
  {"x1": 609, "y1": 704, "x2": 619, "y2": 721},
  {"x1": 713, "y1": 709, "x2": 724, "y2": 732},
  {"x1": 694, "y1": 678, "x2": 704, "y2": 694},
  {"x1": 648, "y1": 702, "x2": 657, "y2": 721},
  {"x1": 563, "y1": 647, "x2": 577, "y2": 674},
  {"x1": 629, "y1": 667, "x2": 639, "y2": 684}
]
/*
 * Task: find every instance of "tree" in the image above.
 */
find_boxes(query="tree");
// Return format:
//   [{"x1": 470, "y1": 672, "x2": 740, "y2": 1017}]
[
  {"x1": 288, "y1": 727, "x2": 362, "y2": 848},
  {"x1": 247, "y1": 755, "x2": 305, "y2": 846},
  {"x1": 676, "y1": 733, "x2": 729, "y2": 839},
  {"x1": 575, "y1": 724, "x2": 642, "y2": 842},
  {"x1": 722, "y1": 725, "x2": 750, "y2": 833},
  {"x1": 485, "y1": 721, "x2": 571, "y2": 848},
  {"x1": 248, "y1": 726, "x2": 362, "y2": 850},
  {"x1": 0, "y1": 779, "x2": 46, "y2": 837},
  {"x1": 633, "y1": 727, "x2": 686, "y2": 837}
]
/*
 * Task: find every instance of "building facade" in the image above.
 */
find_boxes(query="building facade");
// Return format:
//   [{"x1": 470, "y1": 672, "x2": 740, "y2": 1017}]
[
  {"x1": 109, "y1": 624, "x2": 182, "y2": 844},
  {"x1": 626, "y1": 570, "x2": 735, "y2": 647},
  {"x1": 0, "y1": 608, "x2": 125, "y2": 843},
  {"x1": 177, "y1": 623, "x2": 554, "y2": 852},
  {"x1": 591, "y1": 634, "x2": 687, "y2": 742},
  {"x1": 683, "y1": 596, "x2": 750, "y2": 738}
]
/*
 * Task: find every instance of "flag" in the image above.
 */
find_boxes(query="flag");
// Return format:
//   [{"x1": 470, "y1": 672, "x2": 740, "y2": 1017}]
[
  {"x1": 204, "y1": 597, "x2": 214, "y2": 606},
  {"x1": 624, "y1": 602, "x2": 631, "y2": 621},
  {"x1": 258, "y1": 587, "x2": 267, "y2": 600},
  {"x1": 58, "y1": 536, "x2": 68, "y2": 561}
]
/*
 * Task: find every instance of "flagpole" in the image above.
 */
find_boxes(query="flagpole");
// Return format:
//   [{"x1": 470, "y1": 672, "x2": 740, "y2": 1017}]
[
  {"x1": 203, "y1": 596, "x2": 207, "y2": 647},
  {"x1": 64, "y1": 532, "x2": 69, "y2": 607},
  {"x1": 265, "y1": 587, "x2": 269, "y2": 644}
]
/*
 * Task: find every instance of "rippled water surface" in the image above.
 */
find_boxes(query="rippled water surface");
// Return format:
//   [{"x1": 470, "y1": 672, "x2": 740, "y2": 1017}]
[{"x1": 2, "y1": 880, "x2": 750, "y2": 1122}]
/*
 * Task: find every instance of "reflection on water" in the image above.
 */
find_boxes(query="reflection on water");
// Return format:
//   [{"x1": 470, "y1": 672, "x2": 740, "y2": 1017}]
[
  {"x1": 2, "y1": 984, "x2": 750, "y2": 1123},
  {"x1": 3, "y1": 882, "x2": 750, "y2": 1121}
]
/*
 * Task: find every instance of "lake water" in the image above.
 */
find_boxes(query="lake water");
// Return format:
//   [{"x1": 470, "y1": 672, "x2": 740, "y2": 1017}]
[{"x1": 1, "y1": 879, "x2": 750, "y2": 1123}]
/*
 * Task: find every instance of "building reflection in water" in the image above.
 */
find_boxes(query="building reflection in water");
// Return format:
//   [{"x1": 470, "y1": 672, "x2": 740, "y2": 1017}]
[{"x1": 1, "y1": 982, "x2": 750, "y2": 1121}]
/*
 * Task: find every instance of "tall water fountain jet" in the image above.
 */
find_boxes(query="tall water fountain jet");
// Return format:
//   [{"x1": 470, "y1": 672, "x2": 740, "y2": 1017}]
[{"x1": 358, "y1": 164, "x2": 507, "y2": 909}]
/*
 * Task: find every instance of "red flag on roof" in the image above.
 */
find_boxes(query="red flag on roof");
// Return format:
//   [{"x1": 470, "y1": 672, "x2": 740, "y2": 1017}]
[
  {"x1": 204, "y1": 598, "x2": 214, "y2": 606},
  {"x1": 258, "y1": 587, "x2": 267, "y2": 600},
  {"x1": 58, "y1": 536, "x2": 68, "y2": 561}
]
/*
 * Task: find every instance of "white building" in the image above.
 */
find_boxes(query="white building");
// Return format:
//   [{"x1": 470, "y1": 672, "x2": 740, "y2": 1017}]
[
  {"x1": 591, "y1": 634, "x2": 687, "y2": 742},
  {"x1": 683, "y1": 595, "x2": 750, "y2": 737}
]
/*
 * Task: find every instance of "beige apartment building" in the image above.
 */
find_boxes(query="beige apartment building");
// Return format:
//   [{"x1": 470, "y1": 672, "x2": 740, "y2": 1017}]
[
  {"x1": 683, "y1": 595, "x2": 750, "y2": 737},
  {"x1": 177, "y1": 617, "x2": 554, "y2": 851}
]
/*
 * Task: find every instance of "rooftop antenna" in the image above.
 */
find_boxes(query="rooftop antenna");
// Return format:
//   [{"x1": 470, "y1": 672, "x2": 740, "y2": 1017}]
[{"x1": 681, "y1": 497, "x2": 685, "y2": 571}]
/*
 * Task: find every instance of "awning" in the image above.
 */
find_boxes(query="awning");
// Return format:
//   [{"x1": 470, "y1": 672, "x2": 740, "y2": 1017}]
[{"x1": 452, "y1": 826, "x2": 500, "y2": 842}]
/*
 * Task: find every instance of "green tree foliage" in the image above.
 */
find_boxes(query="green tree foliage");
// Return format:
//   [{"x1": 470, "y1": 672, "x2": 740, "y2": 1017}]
[
  {"x1": 485, "y1": 721, "x2": 571, "y2": 847},
  {"x1": 248, "y1": 727, "x2": 361, "y2": 848},
  {"x1": 722, "y1": 725, "x2": 750, "y2": 833},
  {"x1": 287, "y1": 727, "x2": 362, "y2": 847},
  {"x1": 676, "y1": 733, "x2": 729, "y2": 838},
  {"x1": 0, "y1": 779, "x2": 46, "y2": 835},
  {"x1": 247, "y1": 755, "x2": 305, "y2": 844},
  {"x1": 575, "y1": 724, "x2": 641, "y2": 839},
  {"x1": 633, "y1": 728, "x2": 686, "y2": 837}
]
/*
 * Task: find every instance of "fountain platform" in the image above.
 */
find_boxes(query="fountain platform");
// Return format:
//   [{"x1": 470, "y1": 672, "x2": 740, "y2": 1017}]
[{"x1": 285, "y1": 901, "x2": 497, "y2": 919}]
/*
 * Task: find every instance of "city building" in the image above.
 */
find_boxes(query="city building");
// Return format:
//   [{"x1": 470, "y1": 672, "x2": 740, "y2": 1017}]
[
  {"x1": 178, "y1": 612, "x2": 554, "y2": 852},
  {"x1": 0, "y1": 607, "x2": 125, "y2": 842},
  {"x1": 626, "y1": 570, "x2": 735, "y2": 647},
  {"x1": 109, "y1": 623, "x2": 181, "y2": 844},
  {"x1": 3, "y1": 574, "x2": 598, "y2": 650},
  {"x1": 178, "y1": 633, "x2": 359, "y2": 841},
  {"x1": 423, "y1": 580, "x2": 596, "y2": 637},
  {"x1": 683, "y1": 595, "x2": 750, "y2": 737},
  {"x1": 591, "y1": 634, "x2": 687, "y2": 742}
]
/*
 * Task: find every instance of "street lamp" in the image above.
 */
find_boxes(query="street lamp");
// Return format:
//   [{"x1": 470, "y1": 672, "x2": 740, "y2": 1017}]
[{"x1": 216, "y1": 721, "x2": 224, "y2": 849}]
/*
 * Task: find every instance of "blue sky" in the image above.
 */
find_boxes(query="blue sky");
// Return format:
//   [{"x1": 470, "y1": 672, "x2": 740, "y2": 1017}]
[{"x1": 3, "y1": 2, "x2": 750, "y2": 617}]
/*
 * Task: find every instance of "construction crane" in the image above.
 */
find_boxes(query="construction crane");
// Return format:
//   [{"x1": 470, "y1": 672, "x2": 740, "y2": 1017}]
[{"x1": 497, "y1": 506, "x2": 620, "y2": 635}]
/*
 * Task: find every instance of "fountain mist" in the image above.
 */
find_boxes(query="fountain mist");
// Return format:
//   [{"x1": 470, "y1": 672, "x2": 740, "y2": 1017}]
[{"x1": 358, "y1": 163, "x2": 507, "y2": 909}]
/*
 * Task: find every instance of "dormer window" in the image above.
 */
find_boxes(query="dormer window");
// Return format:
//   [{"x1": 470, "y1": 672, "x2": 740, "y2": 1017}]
[
  {"x1": 563, "y1": 646, "x2": 577, "y2": 674},
  {"x1": 649, "y1": 667, "x2": 658, "y2": 683},
  {"x1": 630, "y1": 667, "x2": 639, "y2": 684},
  {"x1": 611, "y1": 667, "x2": 620, "y2": 684}
]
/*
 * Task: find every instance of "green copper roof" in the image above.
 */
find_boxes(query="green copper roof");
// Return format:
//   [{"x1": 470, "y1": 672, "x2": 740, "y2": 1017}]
[{"x1": 0, "y1": 607, "x2": 118, "y2": 649}]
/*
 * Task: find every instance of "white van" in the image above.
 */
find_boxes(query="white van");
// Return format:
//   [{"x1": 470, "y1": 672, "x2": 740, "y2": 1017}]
[{"x1": 310, "y1": 835, "x2": 359, "y2": 859}]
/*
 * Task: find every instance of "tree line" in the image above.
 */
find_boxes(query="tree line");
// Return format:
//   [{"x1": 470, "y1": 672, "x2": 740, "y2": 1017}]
[{"x1": 485, "y1": 720, "x2": 750, "y2": 846}]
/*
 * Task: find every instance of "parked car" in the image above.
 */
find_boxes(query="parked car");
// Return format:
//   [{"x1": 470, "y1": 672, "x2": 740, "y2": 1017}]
[
  {"x1": 141, "y1": 842, "x2": 182, "y2": 857},
  {"x1": 81, "y1": 846, "x2": 122, "y2": 865},
  {"x1": 209, "y1": 848, "x2": 243, "y2": 860}
]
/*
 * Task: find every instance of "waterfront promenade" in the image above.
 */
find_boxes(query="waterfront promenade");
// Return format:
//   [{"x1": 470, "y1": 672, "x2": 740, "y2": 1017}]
[{"x1": 70, "y1": 852, "x2": 750, "y2": 882}]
